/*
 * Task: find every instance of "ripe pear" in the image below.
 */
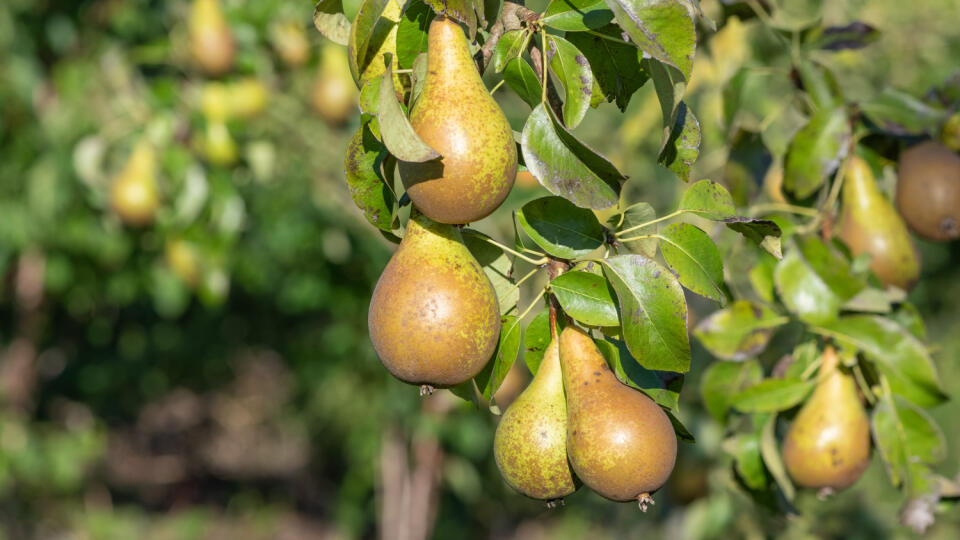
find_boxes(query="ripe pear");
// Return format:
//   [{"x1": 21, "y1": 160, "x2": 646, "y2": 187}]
[
  {"x1": 559, "y1": 327, "x2": 677, "y2": 508},
  {"x1": 368, "y1": 210, "x2": 500, "y2": 391},
  {"x1": 494, "y1": 328, "x2": 578, "y2": 501},
  {"x1": 189, "y1": 0, "x2": 234, "y2": 76},
  {"x1": 202, "y1": 121, "x2": 238, "y2": 166},
  {"x1": 897, "y1": 141, "x2": 960, "y2": 241},
  {"x1": 271, "y1": 21, "x2": 310, "y2": 67},
  {"x1": 837, "y1": 155, "x2": 920, "y2": 290},
  {"x1": 166, "y1": 238, "x2": 200, "y2": 286},
  {"x1": 110, "y1": 141, "x2": 160, "y2": 226},
  {"x1": 396, "y1": 16, "x2": 517, "y2": 224},
  {"x1": 228, "y1": 78, "x2": 268, "y2": 119},
  {"x1": 313, "y1": 42, "x2": 358, "y2": 127},
  {"x1": 782, "y1": 346, "x2": 871, "y2": 491}
]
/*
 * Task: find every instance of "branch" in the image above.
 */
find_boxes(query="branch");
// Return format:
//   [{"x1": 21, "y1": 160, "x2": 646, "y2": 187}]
[
  {"x1": 476, "y1": 1, "x2": 539, "y2": 74},
  {"x1": 529, "y1": 41, "x2": 565, "y2": 121}
]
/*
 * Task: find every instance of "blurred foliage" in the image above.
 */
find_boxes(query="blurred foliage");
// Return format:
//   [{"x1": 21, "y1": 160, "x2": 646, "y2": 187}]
[{"x1": 0, "y1": 0, "x2": 959, "y2": 539}]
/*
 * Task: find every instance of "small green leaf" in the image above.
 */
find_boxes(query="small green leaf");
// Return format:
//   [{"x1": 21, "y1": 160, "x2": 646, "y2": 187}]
[
  {"x1": 344, "y1": 124, "x2": 396, "y2": 230},
  {"x1": 700, "y1": 359, "x2": 763, "y2": 422},
  {"x1": 503, "y1": 58, "x2": 543, "y2": 108},
  {"x1": 695, "y1": 301, "x2": 787, "y2": 361},
  {"x1": 602, "y1": 254, "x2": 690, "y2": 372},
  {"x1": 520, "y1": 104, "x2": 625, "y2": 210},
  {"x1": 679, "y1": 180, "x2": 736, "y2": 219},
  {"x1": 724, "y1": 218, "x2": 783, "y2": 259},
  {"x1": 515, "y1": 196, "x2": 605, "y2": 259},
  {"x1": 566, "y1": 25, "x2": 648, "y2": 111},
  {"x1": 314, "y1": 0, "x2": 351, "y2": 46},
  {"x1": 524, "y1": 309, "x2": 551, "y2": 374},
  {"x1": 542, "y1": 0, "x2": 614, "y2": 31},
  {"x1": 731, "y1": 378, "x2": 815, "y2": 413},
  {"x1": 550, "y1": 271, "x2": 619, "y2": 327},
  {"x1": 476, "y1": 315, "x2": 523, "y2": 400},
  {"x1": 377, "y1": 57, "x2": 441, "y2": 162},
  {"x1": 395, "y1": 0, "x2": 433, "y2": 69},
  {"x1": 760, "y1": 413, "x2": 795, "y2": 501},
  {"x1": 658, "y1": 102, "x2": 701, "y2": 182},
  {"x1": 548, "y1": 35, "x2": 594, "y2": 129},
  {"x1": 783, "y1": 106, "x2": 850, "y2": 198},
  {"x1": 725, "y1": 434, "x2": 767, "y2": 490},
  {"x1": 606, "y1": 0, "x2": 696, "y2": 79},
  {"x1": 491, "y1": 29, "x2": 527, "y2": 73},
  {"x1": 658, "y1": 223, "x2": 726, "y2": 304}
]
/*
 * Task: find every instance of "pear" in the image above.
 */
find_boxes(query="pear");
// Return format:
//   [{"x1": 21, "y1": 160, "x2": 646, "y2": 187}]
[
  {"x1": 201, "y1": 121, "x2": 238, "y2": 166},
  {"x1": 494, "y1": 327, "x2": 578, "y2": 501},
  {"x1": 897, "y1": 141, "x2": 960, "y2": 241},
  {"x1": 271, "y1": 21, "x2": 310, "y2": 67},
  {"x1": 837, "y1": 155, "x2": 920, "y2": 290},
  {"x1": 560, "y1": 327, "x2": 677, "y2": 509},
  {"x1": 166, "y1": 238, "x2": 200, "y2": 286},
  {"x1": 783, "y1": 346, "x2": 871, "y2": 491},
  {"x1": 397, "y1": 16, "x2": 517, "y2": 224},
  {"x1": 110, "y1": 141, "x2": 160, "y2": 226},
  {"x1": 368, "y1": 210, "x2": 500, "y2": 391},
  {"x1": 189, "y1": 0, "x2": 234, "y2": 76},
  {"x1": 228, "y1": 78, "x2": 268, "y2": 119},
  {"x1": 313, "y1": 42, "x2": 359, "y2": 127}
]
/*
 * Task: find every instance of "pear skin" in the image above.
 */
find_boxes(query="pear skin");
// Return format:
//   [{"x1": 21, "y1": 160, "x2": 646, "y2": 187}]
[
  {"x1": 110, "y1": 142, "x2": 160, "y2": 226},
  {"x1": 783, "y1": 346, "x2": 871, "y2": 491},
  {"x1": 897, "y1": 141, "x2": 960, "y2": 241},
  {"x1": 560, "y1": 327, "x2": 677, "y2": 507},
  {"x1": 397, "y1": 16, "x2": 517, "y2": 224},
  {"x1": 368, "y1": 210, "x2": 500, "y2": 390},
  {"x1": 189, "y1": 0, "x2": 234, "y2": 75},
  {"x1": 838, "y1": 156, "x2": 920, "y2": 290},
  {"x1": 494, "y1": 329, "x2": 578, "y2": 501}
]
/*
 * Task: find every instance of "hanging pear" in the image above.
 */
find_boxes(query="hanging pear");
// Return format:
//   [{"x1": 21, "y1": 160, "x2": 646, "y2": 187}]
[
  {"x1": 313, "y1": 41, "x2": 359, "y2": 127},
  {"x1": 188, "y1": 0, "x2": 234, "y2": 75},
  {"x1": 110, "y1": 141, "x2": 160, "y2": 226},
  {"x1": 397, "y1": 16, "x2": 517, "y2": 224},
  {"x1": 368, "y1": 210, "x2": 500, "y2": 392},
  {"x1": 837, "y1": 155, "x2": 920, "y2": 290},
  {"x1": 494, "y1": 324, "x2": 577, "y2": 501},
  {"x1": 560, "y1": 327, "x2": 677, "y2": 509},
  {"x1": 783, "y1": 346, "x2": 871, "y2": 491},
  {"x1": 897, "y1": 141, "x2": 960, "y2": 241}
]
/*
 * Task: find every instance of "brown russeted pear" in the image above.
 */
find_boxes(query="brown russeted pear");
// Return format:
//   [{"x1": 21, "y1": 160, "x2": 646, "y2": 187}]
[
  {"x1": 494, "y1": 326, "x2": 577, "y2": 501},
  {"x1": 397, "y1": 16, "x2": 517, "y2": 224},
  {"x1": 189, "y1": 0, "x2": 234, "y2": 75},
  {"x1": 838, "y1": 155, "x2": 920, "y2": 290},
  {"x1": 560, "y1": 327, "x2": 677, "y2": 509},
  {"x1": 110, "y1": 141, "x2": 160, "y2": 226},
  {"x1": 783, "y1": 346, "x2": 871, "y2": 491},
  {"x1": 897, "y1": 141, "x2": 960, "y2": 241},
  {"x1": 368, "y1": 210, "x2": 500, "y2": 392}
]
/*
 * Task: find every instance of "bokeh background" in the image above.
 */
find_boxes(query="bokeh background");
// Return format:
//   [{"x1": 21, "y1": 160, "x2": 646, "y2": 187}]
[{"x1": 1, "y1": 0, "x2": 959, "y2": 538}]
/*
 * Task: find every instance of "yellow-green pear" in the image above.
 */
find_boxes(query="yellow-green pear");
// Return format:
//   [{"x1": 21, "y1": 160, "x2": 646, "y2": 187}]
[
  {"x1": 897, "y1": 141, "x2": 960, "y2": 241},
  {"x1": 368, "y1": 210, "x2": 500, "y2": 392},
  {"x1": 202, "y1": 121, "x2": 238, "y2": 166},
  {"x1": 110, "y1": 141, "x2": 160, "y2": 226},
  {"x1": 312, "y1": 42, "x2": 358, "y2": 127},
  {"x1": 396, "y1": 16, "x2": 517, "y2": 224},
  {"x1": 494, "y1": 326, "x2": 577, "y2": 501},
  {"x1": 189, "y1": 0, "x2": 234, "y2": 75},
  {"x1": 783, "y1": 346, "x2": 871, "y2": 491},
  {"x1": 271, "y1": 21, "x2": 310, "y2": 67},
  {"x1": 838, "y1": 155, "x2": 920, "y2": 290},
  {"x1": 560, "y1": 327, "x2": 677, "y2": 509}
]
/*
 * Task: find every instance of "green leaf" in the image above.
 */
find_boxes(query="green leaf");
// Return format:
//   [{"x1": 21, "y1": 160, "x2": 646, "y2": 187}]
[
  {"x1": 749, "y1": 252, "x2": 777, "y2": 302},
  {"x1": 774, "y1": 248, "x2": 843, "y2": 325},
  {"x1": 695, "y1": 301, "x2": 787, "y2": 361},
  {"x1": 783, "y1": 106, "x2": 850, "y2": 198},
  {"x1": 807, "y1": 21, "x2": 879, "y2": 51},
  {"x1": 611, "y1": 202, "x2": 657, "y2": 257},
  {"x1": 477, "y1": 315, "x2": 523, "y2": 400},
  {"x1": 731, "y1": 378, "x2": 815, "y2": 413},
  {"x1": 550, "y1": 271, "x2": 619, "y2": 327},
  {"x1": 395, "y1": 0, "x2": 433, "y2": 69},
  {"x1": 860, "y1": 88, "x2": 947, "y2": 136},
  {"x1": 542, "y1": 0, "x2": 614, "y2": 31},
  {"x1": 658, "y1": 102, "x2": 701, "y2": 182},
  {"x1": 658, "y1": 223, "x2": 726, "y2": 304},
  {"x1": 606, "y1": 0, "x2": 696, "y2": 79},
  {"x1": 523, "y1": 309, "x2": 552, "y2": 374},
  {"x1": 377, "y1": 57, "x2": 441, "y2": 162},
  {"x1": 872, "y1": 396, "x2": 948, "y2": 487},
  {"x1": 359, "y1": 76, "x2": 382, "y2": 132},
  {"x1": 700, "y1": 359, "x2": 763, "y2": 422},
  {"x1": 595, "y1": 339, "x2": 680, "y2": 411},
  {"x1": 602, "y1": 254, "x2": 690, "y2": 372},
  {"x1": 424, "y1": 0, "x2": 485, "y2": 39},
  {"x1": 343, "y1": 124, "x2": 396, "y2": 230},
  {"x1": 520, "y1": 104, "x2": 625, "y2": 210},
  {"x1": 515, "y1": 196, "x2": 605, "y2": 259},
  {"x1": 679, "y1": 180, "x2": 736, "y2": 219},
  {"x1": 723, "y1": 218, "x2": 783, "y2": 259},
  {"x1": 768, "y1": 0, "x2": 823, "y2": 31},
  {"x1": 644, "y1": 58, "x2": 686, "y2": 147},
  {"x1": 726, "y1": 434, "x2": 767, "y2": 490},
  {"x1": 566, "y1": 25, "x2": 649, "y2": 111},
  {"x1": 795, "y1": 235, "x2": 864, "y2": 301},
  {"x1": 548, "y1": 35, "x2": 594, "y2": 129},
  {"x1": 760, "y1": 413, "x2": 795, "y2": 501},
  {"x1": 793, "y1": 59, "x2": 841, "y2": 110},
  {"x1": 462, "y1": 230, "x2": 518, "y2": 315},
  {"x1": 819, "y1": 316, "x2": 947, "y2": 407},
  {"x1": 349, "y1": 0, "x2": 393, "y2": 82},
  {"x1": 491, "y1": 29, "x2": 527, "y2": 73},
  {"x1": 408, "y1": 53, "x2": 428, "y2": 107},
  {"x1": 503, "y1": 58, "x2": 543, "y2": 109},
  {"x1": 314, "y1": 0, "x2": 351, "y2": 46}
]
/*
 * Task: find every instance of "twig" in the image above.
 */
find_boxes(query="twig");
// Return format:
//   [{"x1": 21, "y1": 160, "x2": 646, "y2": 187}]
[
  {"x1": 475, "y1": 1, "x2": 538, "y2": 74},
  {"x1": 529, "y1": 37, "x2": 565, "y2": 121}
]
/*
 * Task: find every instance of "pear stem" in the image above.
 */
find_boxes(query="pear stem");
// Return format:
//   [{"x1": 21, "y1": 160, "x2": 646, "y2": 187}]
[
  {"x1": 539, "y1": 30, "x2": 548, "y2": 105},
  {"x1": 515, "y1": 290, "x2": 545, "y2": 322},
  {"x1": 615, "y1": 210, "x2": 683, "y2": 237},
  {"x1": 489, "y1": 79, "x2": 505, "y2": 95},
  {"x1": 747, "y1": 203, "x2": 820, "y2": 218},
  {"x1": 504, "y1": 266, "x2": 541, "y2": 296},
  {"x1": 852, "y1": 363, "x2": 878, "y2": 406},
  {"x1": 615, "y1": 233, "x2": 658, "y2": 244},
  {"x1": 461, "y1": 230, "x2": 548, "y2": 265}
]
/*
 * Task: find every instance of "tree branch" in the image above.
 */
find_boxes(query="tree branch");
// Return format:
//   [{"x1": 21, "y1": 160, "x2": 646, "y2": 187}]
[
  {"x1": 529, "y1": 42, "x2": 565, "y2": 121},
  {"x1": 475, "y1": 1, "x2": 540, "y2": 74}
]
